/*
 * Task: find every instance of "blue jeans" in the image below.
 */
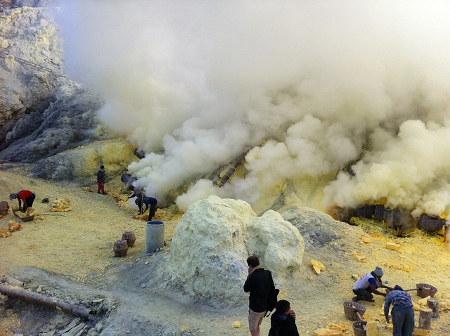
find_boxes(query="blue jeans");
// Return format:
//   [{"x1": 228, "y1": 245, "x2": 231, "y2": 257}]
[{"x1": 392, "y1": 305, "x2": 414, "y2": 336}]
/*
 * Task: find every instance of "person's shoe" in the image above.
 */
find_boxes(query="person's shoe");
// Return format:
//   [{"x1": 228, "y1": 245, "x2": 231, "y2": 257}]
[
  {"x1": 352, "y1": 297, "x2": 359, "y2": 302},
  {"x1": 368, "y1": 299, "x2": 375, "y2": 302},
  {"x1": 98, "y1": 191, "x2": 101, "y2": 194},
  {"x1": 102, "y1": 192, "x2": 107, "y2": 195}
]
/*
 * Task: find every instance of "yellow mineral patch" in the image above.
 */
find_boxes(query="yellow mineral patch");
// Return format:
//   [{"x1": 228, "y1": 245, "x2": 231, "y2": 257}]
[
  {"x1": 313, "y1": 328, "x2": 343, "y2": 335},
  {"x1": 361, "y1": 236, "x2": 372, "y2": 243},
  {"x1": 311, "y1": 260, "x2": 326, "y2": 274},
  {"x1": 385, "y1": 242, "x2": 401, "y2": 251},
  {"x1": 353, "y1": 252, "x2": 366, "y2": 262}
]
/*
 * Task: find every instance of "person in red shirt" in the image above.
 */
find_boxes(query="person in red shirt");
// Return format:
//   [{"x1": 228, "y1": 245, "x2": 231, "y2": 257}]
[{"x1": 9, "y1": 190, "x2": 36, "y2": 212}]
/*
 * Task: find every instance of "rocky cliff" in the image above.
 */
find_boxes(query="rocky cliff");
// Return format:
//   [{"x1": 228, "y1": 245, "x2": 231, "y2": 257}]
[{"x1": 0, "y1": 2, "x2": 137, "y2": 184}]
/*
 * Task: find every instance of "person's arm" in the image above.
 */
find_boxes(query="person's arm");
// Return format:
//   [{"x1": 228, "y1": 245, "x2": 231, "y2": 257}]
[
  {"x1": 243, "y1": 274, "x2": 253, "y2": 293},
  {"x1": 369, "y1": 284, "x2": 386, "y2": 296},
  {"x1": 380, "y1": 283, "x2": 394, "y2": 291},
  {"x1": 368, "y1": 277, "x2": 386, "y2": 296},
  {"x1": 384, "y1": 292, "x2": 393, "y2": 323},
  {"x1": 18, "y1": 199, "x2": 23, "y2": 211}
]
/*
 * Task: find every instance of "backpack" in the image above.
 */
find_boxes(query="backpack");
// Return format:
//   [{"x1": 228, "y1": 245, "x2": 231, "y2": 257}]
[{"x1": 265, "y1": 270, "x2": 279, "y2": 317}]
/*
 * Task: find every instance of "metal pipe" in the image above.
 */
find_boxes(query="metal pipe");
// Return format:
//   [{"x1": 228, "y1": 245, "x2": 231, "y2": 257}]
[{"x1": 0, "y1": 284, "x2": 95, "y2": 321}]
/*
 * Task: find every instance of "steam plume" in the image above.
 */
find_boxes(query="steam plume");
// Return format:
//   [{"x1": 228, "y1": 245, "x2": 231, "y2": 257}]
[{"x1": 56, "y1": 1, "x2": 450, "y2": 215}]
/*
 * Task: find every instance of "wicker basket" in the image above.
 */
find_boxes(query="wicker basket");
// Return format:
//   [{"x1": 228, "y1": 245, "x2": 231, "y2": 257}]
[
  {"x1": 121, "y1": 231, "x2": 136, "y2": 248},
  {"x1": 352, "y1": 321, "x2": 367, "y2": 336},
  {"x1": 0, "y1": 201, "x2": 9, "y2": 215},
  {"x1": 12, "y1": 209, "x2": 35, "y2": 222},
  {"x1": 113, "y1": 240, "x2": 129, "y2": 257},
  {"x1": 343, "y1": 301, "x2": 366, "y2": 321},
  {"x1": 416, "y1": 283, "x2": 437, "y2": 298}
]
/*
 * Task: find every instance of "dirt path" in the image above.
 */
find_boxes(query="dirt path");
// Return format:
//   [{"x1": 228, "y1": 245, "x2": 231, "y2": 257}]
[{"x1": 1, "y1": 168, "x2": 450, "y2": 335}]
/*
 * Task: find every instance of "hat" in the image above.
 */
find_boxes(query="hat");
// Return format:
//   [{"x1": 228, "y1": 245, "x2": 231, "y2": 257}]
[
  {"x1": 373, "y1": 266, "x2": 384, "y2": 277},
  {"x1": 9, "y1": 193, "x2": 17, "y2": 200},
  {"x1": 394, "y1": 285, "x2": 404, "y2": 291},
  {"x1": 100, "y1": 165, "x2": 105, "y2": 169}
]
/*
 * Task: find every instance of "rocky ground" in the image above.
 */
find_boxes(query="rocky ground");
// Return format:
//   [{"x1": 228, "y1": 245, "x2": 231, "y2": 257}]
[{"x1": 0, "y1": 167, "x2": 449, "y2": 336}]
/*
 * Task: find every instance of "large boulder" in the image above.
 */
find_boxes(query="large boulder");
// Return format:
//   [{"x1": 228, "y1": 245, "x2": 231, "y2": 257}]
[{"x1": 163, "y1": 195, "x2": 304, "y2": 307}]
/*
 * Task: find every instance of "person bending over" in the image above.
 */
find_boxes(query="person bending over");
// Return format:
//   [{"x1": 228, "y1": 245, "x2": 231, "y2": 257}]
[
  {"x1": 10, "y1": 190, "x2": 35, "y2": 212},
  {"x1": 384, "y1": 285, "x2": 414, "y2": 336}
]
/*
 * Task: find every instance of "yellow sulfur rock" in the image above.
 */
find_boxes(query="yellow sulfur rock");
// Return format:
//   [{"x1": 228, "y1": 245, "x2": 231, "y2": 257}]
[
  {"x1": 413, "y1": 302, "x2": 421, "y2": 311},
  {"x1": 326, "y1": 323, "x2": 348, "y2": 332},
  {"x1": 438, "y1": 299, "x2": 449, "y2": 309},
  {"x1": 361, "y1": 236, "x2": 372, "y2": 243},
  {"x1": 311, "y1": 260, "x2": 326, "y2": 274},
  {"x1": 413, "y1": 329, "x2": 431, "y2": 336},
  {"x1": 353, "y1": 252, "x2": 366, "y2": 262},
  {"x1": 232, "y1": 321, "x2": 241, "y2": 328},
  {"x1": 313, "y1": 328, "x2": 343, "y2": 336},
  {"x1": 386, "y1": 242, "x2": 401, "y2": 251},
  {"x1": 417, "y1": 296, "x2": 431, "y2": 306}
]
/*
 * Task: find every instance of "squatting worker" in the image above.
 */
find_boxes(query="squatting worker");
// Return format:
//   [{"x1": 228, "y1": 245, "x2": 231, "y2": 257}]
[
  {"x1": 384, "y1": 285, "x2": 414, "y2": 336},
  {"x1": 10, "y1": 190, "x2": 35, "y2": 212},
  {"x1": 243, "y1": 255, "x2": 275, "y2": 336},
  {"x1": 352, "y1": 266, "x2": 392, "y2": 302}
]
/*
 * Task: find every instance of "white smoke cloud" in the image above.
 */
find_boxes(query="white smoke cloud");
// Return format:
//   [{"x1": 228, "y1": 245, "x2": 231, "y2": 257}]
[{"x1": 55, "y1": 1, "x2": 450, "y2": 215}]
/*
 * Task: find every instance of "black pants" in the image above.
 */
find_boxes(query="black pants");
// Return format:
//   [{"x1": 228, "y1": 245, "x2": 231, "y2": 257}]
[
  {"x1": 353, "y1": 288, "x2": 373, "y2": 301},
  {"x1": 26, "y1": 193, "x2": 36, "y2": 208},
  {"x1": 148, "y1": 201, "x2": 157, "y2": 221}
]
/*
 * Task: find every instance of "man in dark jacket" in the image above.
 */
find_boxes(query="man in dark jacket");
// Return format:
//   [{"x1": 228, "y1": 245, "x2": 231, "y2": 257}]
[
  {"x1": 268, "y1": 300, "x2": 299, "y2": 336},
  {"x1": 97, "y1": 165, "x2": 106, "y2": 194},
  {"x1": 243, "y1": 256, "x2": 275, "y2": 336}
]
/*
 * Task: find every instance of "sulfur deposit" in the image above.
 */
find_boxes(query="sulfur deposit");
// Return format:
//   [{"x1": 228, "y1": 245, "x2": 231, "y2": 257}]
[{"x1": 163, "y1": 195, "x2": 304, "y2": 307}]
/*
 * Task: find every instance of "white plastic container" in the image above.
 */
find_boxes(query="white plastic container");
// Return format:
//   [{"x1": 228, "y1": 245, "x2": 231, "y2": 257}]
[{"x1": 145, "y1": 221, "x2": 164, "y2": 253}]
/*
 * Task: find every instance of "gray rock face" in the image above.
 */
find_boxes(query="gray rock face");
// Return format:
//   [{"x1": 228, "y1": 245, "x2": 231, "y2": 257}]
[
  {"x1": 280, "y1": 205, "x2": 340, "y2": 250},
  {"x1": 0, "y1": 82, "x2": 106, "y2": 162},
  {"x1": 0, "y1": 5, "x2": 115, "y2": 171},
  {"x1": 0, "y1": 6, "x2": 62, "y2": 144}
]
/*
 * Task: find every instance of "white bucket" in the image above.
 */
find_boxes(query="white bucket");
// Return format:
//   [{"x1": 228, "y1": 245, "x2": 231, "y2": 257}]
[{"x1": 145, "y1": 221, "x2": 164, "y2": 253}]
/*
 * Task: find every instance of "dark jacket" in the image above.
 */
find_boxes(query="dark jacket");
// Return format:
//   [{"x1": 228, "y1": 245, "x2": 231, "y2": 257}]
[
  {"x1": 97, "y1": 169, "x2": 106, "y2": 183},
  {"x1": 268, "y1": 313, "x2": 299, "y2": 336},
  {"x1": 243, "y1": 268, "x2": 274, "y2": 312}
]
